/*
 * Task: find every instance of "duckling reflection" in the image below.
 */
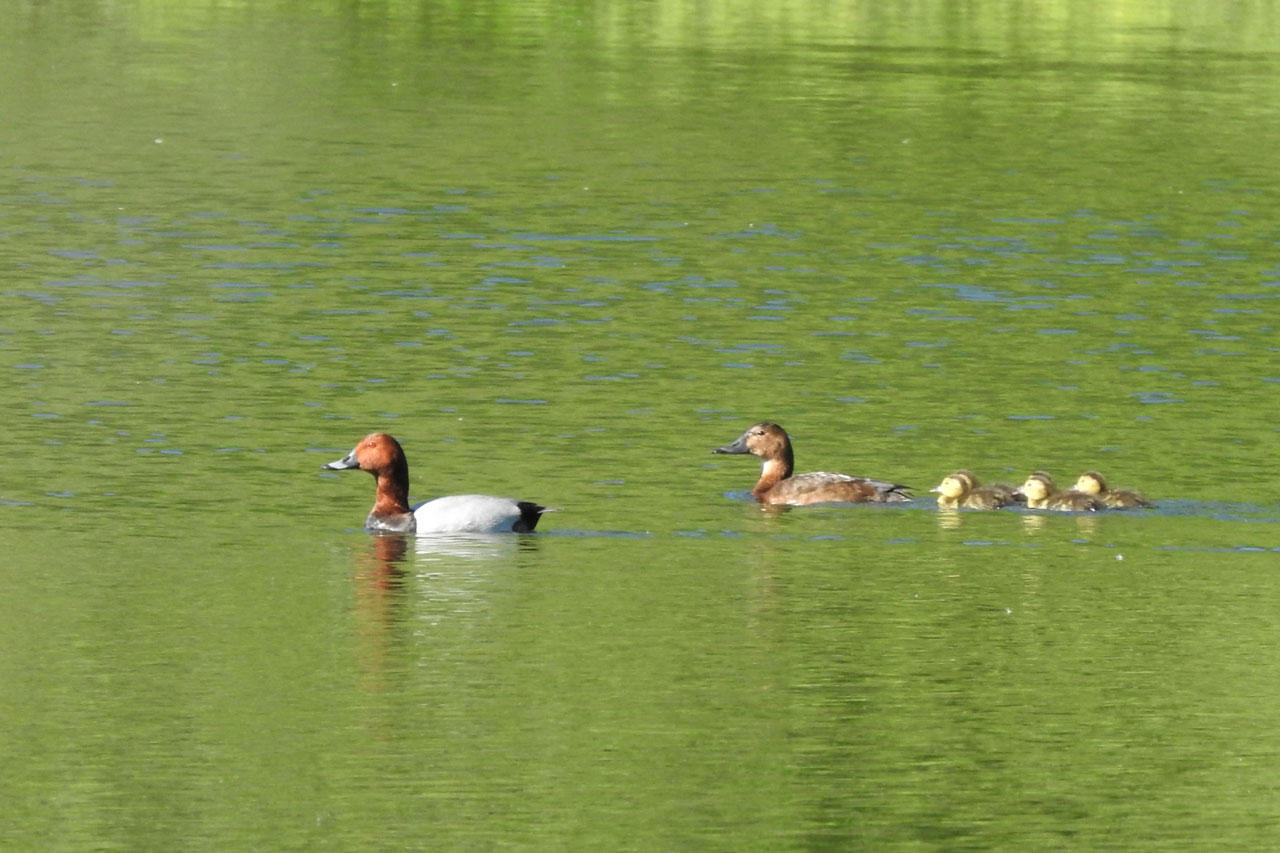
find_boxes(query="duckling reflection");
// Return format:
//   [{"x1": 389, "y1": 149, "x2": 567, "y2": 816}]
[
  {"x1": 931, "y1": 469, "x2": 1017, "y2": 510},
  {"x1": 1073, "y1": 471, "x2": 1153, "y2": 508},
  {"x1": 1015, "y1": 471, "x2": 1105, "y2": 512},
  {"x1": 936, "y1": 509, "x2": 963, "y2": 531},
  {"x1": 1072, "y1": 513, "x2": 1100, "y2": 538},
  {"x1": 1020, "y1": 513, "x2": 1048, "y2": 534},
  {"x1": 1019, "y1": 511, "x2": 1099, "y2": 538}
]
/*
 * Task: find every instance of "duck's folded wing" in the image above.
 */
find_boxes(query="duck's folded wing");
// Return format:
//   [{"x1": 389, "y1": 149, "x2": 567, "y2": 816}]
[
  {"x1": 412, "y1": 494, "x2": 548, "y2": 534},
  {"x1": 776, "y1": 472, "x2": 912, "y2": 504}
]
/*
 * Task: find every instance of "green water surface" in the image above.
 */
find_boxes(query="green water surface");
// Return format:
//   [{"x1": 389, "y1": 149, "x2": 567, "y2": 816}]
[{"x1": 3, "y1": 1, "x2": 1280, "y2": 849}]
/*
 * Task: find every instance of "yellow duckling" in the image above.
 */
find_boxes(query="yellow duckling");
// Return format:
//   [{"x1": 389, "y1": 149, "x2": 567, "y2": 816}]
[
  {"x1": 977, "y1": 473, "x2": 1023, "y2": 506},
  {"x1": 1016, "y1": 471, "x2": 1105, "y2": 512},
  {"x1": 931, "y1": 469, "x2": 1017, "y2": 510},
  {"x1": 1073, "y1": 471, "x2": 1152, "y2": 508}
]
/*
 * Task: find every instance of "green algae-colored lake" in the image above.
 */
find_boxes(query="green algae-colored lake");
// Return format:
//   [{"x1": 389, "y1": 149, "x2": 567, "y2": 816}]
[{"x1": 4, "y1": 1, "x2": 1280, "y2": 849}]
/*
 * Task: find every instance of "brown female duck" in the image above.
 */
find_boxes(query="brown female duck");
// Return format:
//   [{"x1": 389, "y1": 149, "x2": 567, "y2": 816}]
[{"x1": 712, "y1": 422, "x2": 910, "y2": 506}]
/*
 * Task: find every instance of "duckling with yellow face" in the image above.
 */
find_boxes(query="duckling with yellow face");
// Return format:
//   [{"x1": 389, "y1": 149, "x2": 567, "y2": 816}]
[
  {"x1": 931, "y1": 469, "x2": 1017, "y2": 510},
  {"x1": 1016, "y1": 471, "x2": 1105, "y2": 512},
  {"x1": 1074, "y1": 471, "x2": 1152, "y2": 508}
]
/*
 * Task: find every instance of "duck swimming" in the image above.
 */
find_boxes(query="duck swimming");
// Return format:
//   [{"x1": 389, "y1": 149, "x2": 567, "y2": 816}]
[
  {"x1": 931, "y1": 469, "x2": 1017, "y2": 510},
  {"x1": 1016, "y1": 471, "x2": 1104, "y2": 512},
  {"x1": 712, "y1": 422, "x2": 910, "y2": 505},
  {"x1": 322, "y1": 432, "x2": 551, "y2": 534},
  {"x1": 1073, "y1": 471, "x2": 1152, "y2": 508}
]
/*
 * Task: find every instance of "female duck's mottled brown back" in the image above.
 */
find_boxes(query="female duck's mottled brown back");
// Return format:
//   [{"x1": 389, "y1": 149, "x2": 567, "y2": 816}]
[{"x1": 712, "y1": 422, "x2": 910, "y2": 506}]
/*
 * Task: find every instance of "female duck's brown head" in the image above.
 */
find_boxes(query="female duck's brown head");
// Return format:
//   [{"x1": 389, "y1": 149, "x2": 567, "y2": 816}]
[{"x1": 712, "y1": 422, "x2": 794, "y2": 473}]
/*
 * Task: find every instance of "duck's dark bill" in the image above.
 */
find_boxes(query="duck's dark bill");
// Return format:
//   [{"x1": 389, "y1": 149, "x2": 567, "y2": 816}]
[{"x1": 322, "y1": 451, "x2": 360, "y2": 470}]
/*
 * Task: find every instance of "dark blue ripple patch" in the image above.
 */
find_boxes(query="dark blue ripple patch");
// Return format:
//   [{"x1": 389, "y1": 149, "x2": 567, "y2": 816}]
[{"x1": 1131, "y1": 391, "x2": 1183, "y2": 404}]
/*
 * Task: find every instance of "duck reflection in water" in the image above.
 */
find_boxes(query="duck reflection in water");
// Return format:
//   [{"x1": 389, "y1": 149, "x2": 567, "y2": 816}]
[
  {"x1": 1019, "y1": 512, "x2": 1099, "y2": 538},
  {"x1": 936, "y1": 510, "x2": 962, "y2": 531},
  {"x1": 357, "y1": 533, "x2": 411, "y2": 592}
]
